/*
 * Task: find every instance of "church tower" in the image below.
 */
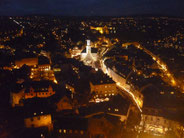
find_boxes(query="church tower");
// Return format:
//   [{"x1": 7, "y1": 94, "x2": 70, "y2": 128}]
[{"x1": 86, "y1": 40, "x2": 91, "y2": 54}]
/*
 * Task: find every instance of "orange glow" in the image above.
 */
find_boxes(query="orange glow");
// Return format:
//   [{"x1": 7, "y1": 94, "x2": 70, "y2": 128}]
[
  {"x1": 90, "y1": 26, "x2": 106, "y2": 34},
  {"x1": 116, "y1": 82, "x2": 142, "y2": 112},
  {"x1": 54, "y1": 79, "x2": 58, "y2": 84}
]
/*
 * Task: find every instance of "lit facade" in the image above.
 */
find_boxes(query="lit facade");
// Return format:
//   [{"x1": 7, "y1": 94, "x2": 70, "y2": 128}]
[
  {"x1": 70, "y1": 47, "x2": 82, "y2": 58},
  {"x1": 10, "y1": 81, "x2": 56, "y2": 107},
  {"x1": 10, "y1": 89, "x2": 25, "y2": 107},
  {"x1": 54, "y1": 117, "x2": 88, "y2": 138},
  {"x1": 138, "y1": 108, "x2": 184, "y2": 137},
  {"x1": 24, "y1": 114, "x2": 53, "y2": 130},
  {"x1": 89, "y1": 72, "x2": 118, "y2": 103},
  {"x1": 30, "y1": 64, "x2": 56, "y2": 82},
  {"x1": 90, "y1": 82, "x2": 117, "y2": 96},
  {"x1": 56, "y1": 96, "x2": 73, "y2": 112},
  {"x1": 25, "y1": 85, "x2": 55, "y2": 99}
]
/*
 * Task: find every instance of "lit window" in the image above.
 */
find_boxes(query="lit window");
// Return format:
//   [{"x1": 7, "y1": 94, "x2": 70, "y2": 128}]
[
  {"x1": 160, "y1": 91, "x2": 164, "y2": 95},
  {"x1": 63, "y1": 129, "x2": 66, "y2": 133},
  {"x1": 80, "y1": 130, "x2": 84, "y2": 135},
  {"x1": 74, "y1": 130, "x2": 78, "y2": 133},
  {"x1": 59, "y1": 129, "x2": 62, "y2": 133},
  {"x1": 170, "y1": 92, "x2": 174, "y2": 94}
]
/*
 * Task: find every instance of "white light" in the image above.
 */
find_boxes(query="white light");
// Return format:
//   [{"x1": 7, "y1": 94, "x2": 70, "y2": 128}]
[{"x1": 87, "y1": 40, "x2": 90, "y2": 46}]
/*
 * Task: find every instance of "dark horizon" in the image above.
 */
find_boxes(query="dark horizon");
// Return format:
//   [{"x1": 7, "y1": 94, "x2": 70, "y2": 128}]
[
  {"x1": 0, "y1": 0, "x2": 184, "y2": 17},
  {"x1": 1, "y1": 14, "x2": 184, "y2": 19}
]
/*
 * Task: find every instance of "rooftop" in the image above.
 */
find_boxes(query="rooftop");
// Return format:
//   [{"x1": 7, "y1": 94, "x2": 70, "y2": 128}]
[
  {"x1": 81, "y1": 47, "x2": 98, "y2": 53},
  {"x1": 90, "y1": 70, "x2": 114, "y2": 85},
  {"x1": 24, "y1": 80, "x2": 55, "y2": 93}
]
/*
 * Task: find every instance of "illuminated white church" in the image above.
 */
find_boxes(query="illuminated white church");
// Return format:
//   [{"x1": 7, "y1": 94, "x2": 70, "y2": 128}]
[{"x1": 80, "y1": 40, "x2": 98, "y2": 67}]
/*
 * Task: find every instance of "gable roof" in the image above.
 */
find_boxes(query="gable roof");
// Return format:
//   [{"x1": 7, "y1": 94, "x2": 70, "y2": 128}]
[{"x1": 24, "y1": 80, "x2": 55, "y2": 93}]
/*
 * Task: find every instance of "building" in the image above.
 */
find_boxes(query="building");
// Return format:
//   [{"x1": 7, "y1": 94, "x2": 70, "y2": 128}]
[
  {"x1": 10, "y1": 81, "x2": 56, "y2": 107},
  {"x1": 87, "y1": 113, "x2": 121, "y2": 138},
  {"x1": 15, "y1": 57, "x2": 38, "y2": 68},
  {"x1": 70, "y1": 46, "x2": 82, "y2": 58},
  {"x1": 89, "y1": 70, "x2": 117, "y2": 103},
  {"x1": 102, "y1": 64, "x2": 143, "y2": 108},
  {"x1": 53, "y1": 117, "x2": 89, "y2": 138},
  {"x1": 80, "y1": 40, "x2": 98, "y2": 67},
  {"x1": 22, "y1": 103, "x2": 53, "y2": 130},
  {"x1": 15, "y1": 56, "x2": 57, "y2": 83},
  {"x1": 24, "y1": 114, "x2": 53, "y2": 130},
  {"x1": 30, "y1": 64, "x2": 56, "y2": 82},
  {"x1": 56, "y1": 96, "x2": 73, "y2": 112},
  {"x1": 24, "y1": 81, "x2": 55, "y2": 99},
  {"x1": 80, "y1": 94, "x2": 130, "y2": 123},
  {"x1": 10, "y1": 88, "x2": 25, "y2": 107},
  {"x1": 138, "y1": 107, "x2": 184, "y2": 137},
  {"x1": 79, "y1": 95, "x2": 130, "y2": 137},
  {"x1": 30, "y1": 56, "x2": 57, "y2": 83}
]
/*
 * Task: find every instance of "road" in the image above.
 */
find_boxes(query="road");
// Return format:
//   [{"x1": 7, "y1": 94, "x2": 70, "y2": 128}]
[
  {"x1": 122, "y1": 42, "x2": 178, "y2": 88},
  {"x1": 100, "y1": 58, "x2": 143, "y2": 112},
  {"x1": 99, "y1": 41, "x2": 181, "y2": 112}
]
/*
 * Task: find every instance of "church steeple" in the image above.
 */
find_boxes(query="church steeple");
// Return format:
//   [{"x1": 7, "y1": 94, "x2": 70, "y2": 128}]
[{"x1": 86, "y1": 40, "x2": 91, "y2": 54}]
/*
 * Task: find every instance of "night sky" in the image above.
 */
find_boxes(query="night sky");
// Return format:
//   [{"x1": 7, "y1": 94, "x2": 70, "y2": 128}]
[{"x1": 0, "y1": 0, "x2": 184, "y2": 16}]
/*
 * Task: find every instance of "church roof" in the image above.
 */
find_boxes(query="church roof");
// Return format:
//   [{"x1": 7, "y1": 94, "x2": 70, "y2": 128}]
[
  {"x1": 81, "y1": 47, "x2": 98, "y2": 53},
  {"x1": 91, "y1": 48, "x2": 98, "y2": 53},
  {"x1": 81, "y1": 48, "x2": 86, "y2": 53}
]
